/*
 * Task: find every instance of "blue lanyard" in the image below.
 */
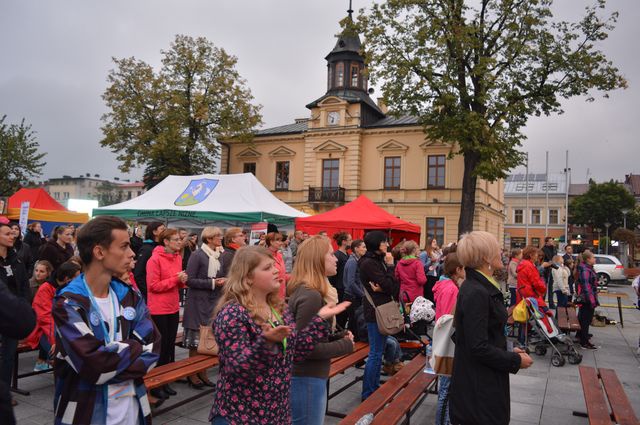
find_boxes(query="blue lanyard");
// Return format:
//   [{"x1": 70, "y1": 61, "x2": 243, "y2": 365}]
[{"x1": 82, "y1": 275, "x2": 119, "y2": 344}]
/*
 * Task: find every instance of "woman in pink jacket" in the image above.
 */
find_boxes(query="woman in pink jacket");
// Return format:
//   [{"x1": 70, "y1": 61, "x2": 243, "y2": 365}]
[
  {"x1": 146, "y1": 228, "x2": 187, "y2": 400},
  {"x1": 395, "y1": 241, "x2": 427, "y2": 302}
]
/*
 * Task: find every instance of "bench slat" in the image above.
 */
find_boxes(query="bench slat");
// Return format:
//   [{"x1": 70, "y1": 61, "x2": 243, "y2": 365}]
[
  {"x1": 145, "y1": 355, "x2": 214, "y2": 379},
  {"x1": 598, "y1": 368, "x2": 640, "y2": 425},
  {"x1": 145, "y1": 357, "x2": 218, "y2": 390},
  {"x1": 566, "y1": 306, "x2": 581, "y2": 331},
  {"x1": 329, "y1": 347, "x2": 370, "y2": 379},
  {"x1": 339, "y1": 354, "x2": 426, "y2": 425},
  {"x1": 371, "y1": 372, "x2": 437, "y2": 425},
  {"x1": 578, "y1": 366, "x2": 612, "y2": 425}
]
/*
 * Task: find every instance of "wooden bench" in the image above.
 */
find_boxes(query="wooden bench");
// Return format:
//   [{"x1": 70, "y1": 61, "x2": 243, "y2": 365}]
[
  {"x1": 574, "y1": 366, "x2": 639, "y2": 424},
  {"x1": 556, "y1": 306, "x2": 581, "y2": 334},
  {"x1": 144, "y1": 354, "x2": 219, "y2": 416},
  {"x1": 10, "y1": 340, "x2": 53, "y2": 396},
  {"x1": 339, "y1": 354, "x2": 437, "y2": 425}
]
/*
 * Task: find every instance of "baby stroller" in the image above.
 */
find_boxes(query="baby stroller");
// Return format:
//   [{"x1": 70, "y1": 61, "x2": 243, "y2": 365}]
[
  {"x1": 521, "y1": 297, "x2": 582, "y2": 367},
  {"x1": 395, "y1": 294, "x2": 434, "y2": 359}
]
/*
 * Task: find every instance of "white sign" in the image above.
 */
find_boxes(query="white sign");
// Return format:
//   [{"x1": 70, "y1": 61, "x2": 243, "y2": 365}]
[{"x1": 19, "y1": 201, "x2": 30, "y2": 236}]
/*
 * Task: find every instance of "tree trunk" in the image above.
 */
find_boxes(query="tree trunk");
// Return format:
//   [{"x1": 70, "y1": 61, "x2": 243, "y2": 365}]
[{"x1": 458, "y1": 151, "x2": 480, "y2": 237}]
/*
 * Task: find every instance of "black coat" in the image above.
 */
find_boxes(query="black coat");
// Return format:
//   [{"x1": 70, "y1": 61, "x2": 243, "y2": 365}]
[
  {"x1": 0, "y1": 248, "x2": 30, "y2": 299},
  {"x1": 0, "y1": 277, "x2": 36, "y2": 425},
  {"x1": 23, "y1": 230, "x2": 45, "y2": 261},
  {"x1": 358, "y1": 251, "x2": 400, "y2": 323},
  {"x1": 218, "y1": 247, "x2": 237, "y2": 278},
  {"x1": 133, "y1": 240, "x2": 157, "y2": 299},
  {"x1": 38, "y1": 240, "x2": 71, "y2": 272},
  {"x1": 449, "y1": 268, "x2": 521, "y2": 425}
]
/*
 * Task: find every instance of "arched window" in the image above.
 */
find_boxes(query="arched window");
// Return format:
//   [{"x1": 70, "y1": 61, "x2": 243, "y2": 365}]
[{"x1": 336, "y1": 63, "x2": 344, "y2": 87}]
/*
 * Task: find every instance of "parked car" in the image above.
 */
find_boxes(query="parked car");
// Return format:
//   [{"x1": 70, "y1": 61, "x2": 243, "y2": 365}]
[{"x1": 573, "y1": 254, "x2": 627, "y2": 287}]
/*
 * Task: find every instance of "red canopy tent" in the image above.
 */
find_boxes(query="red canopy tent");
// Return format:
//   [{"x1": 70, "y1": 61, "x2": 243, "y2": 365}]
[
  {"x1": 295, "y1": 195, "x2": 421, "y2": 245},
  {"x1": 7, "y1": 188, "x2": 89, "y2": 234},
  {"x1": 8, "y1": 188, "x2": 67, "y2": 211}
]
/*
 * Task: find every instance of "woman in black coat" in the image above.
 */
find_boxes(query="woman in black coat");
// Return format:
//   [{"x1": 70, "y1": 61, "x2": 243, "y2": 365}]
[
  {"x1": 449, "y1": 231, "x2": 533, "y2": 425},
  {"x1": 358, "y1": 230, "x2": 400, "y2": 400}
]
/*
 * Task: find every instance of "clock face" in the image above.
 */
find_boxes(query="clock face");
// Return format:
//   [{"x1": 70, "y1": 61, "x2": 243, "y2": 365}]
[{"x1": 328, "y1": 111, "x2": 340, "y2": 126}]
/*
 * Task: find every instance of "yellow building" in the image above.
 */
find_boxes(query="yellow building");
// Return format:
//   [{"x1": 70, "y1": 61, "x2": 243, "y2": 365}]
[{"x1": 221, "y1": 11, "x2": 504, "y2": 246}]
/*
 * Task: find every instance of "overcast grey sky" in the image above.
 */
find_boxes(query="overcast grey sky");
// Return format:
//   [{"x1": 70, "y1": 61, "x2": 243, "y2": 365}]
[{"x1": 1, "y1": 0, "x2": 639, "y2": 184}]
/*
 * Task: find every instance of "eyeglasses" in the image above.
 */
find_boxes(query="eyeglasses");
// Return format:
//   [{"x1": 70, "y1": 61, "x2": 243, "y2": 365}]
[{"x1": 169, "y1": 237, "x2": 181, "y2": 242}]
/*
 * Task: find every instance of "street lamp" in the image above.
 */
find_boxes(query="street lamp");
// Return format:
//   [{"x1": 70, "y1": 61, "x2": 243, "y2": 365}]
[
  {"x1": 621, "y1": 208, "x2": 630, "y2": 229},
  {"x1": 604, "y1": 222, "x2": 611, "y2": 255},
  {"x1": 594, "y1": 227, "x2": 602, "y2": 254}
]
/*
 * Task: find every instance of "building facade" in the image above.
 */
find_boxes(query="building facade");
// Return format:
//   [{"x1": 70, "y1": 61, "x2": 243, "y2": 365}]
[
  {"x1": 503, "y1": 173, "x2": 568, "y2": 248},
  {"x1": 221, "y1": 11, "x2": 504, "y2": 246},
  {"x1": 45, "y1": 174, "x2": 145, "y2": 207}
]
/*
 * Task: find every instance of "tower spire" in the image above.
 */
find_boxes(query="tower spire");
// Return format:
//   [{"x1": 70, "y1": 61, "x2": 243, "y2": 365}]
[{"x1": 347, "y1": 0, "x2": 353, "y2": 19}]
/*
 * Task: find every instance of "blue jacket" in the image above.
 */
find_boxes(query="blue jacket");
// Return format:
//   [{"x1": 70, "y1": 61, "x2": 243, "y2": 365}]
[
  {"x1": 343, "y1": 254, "x2": 363, "y2": 299},
  {"x1": 52, "y1": 274, "x2": 161, "y2": 424}
]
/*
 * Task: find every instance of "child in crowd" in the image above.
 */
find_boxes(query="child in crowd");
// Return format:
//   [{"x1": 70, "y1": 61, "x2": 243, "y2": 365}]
[
  {"x1": 432, "y1": 252, "x2": 465, "y2": 425},
  {"x1": 395, "y1": 240, "x2": 427, "y2": 302},
  {"x1": 209, "y1": 245, "x2": 348, "y2": 425},
  {"x1": 29, "y1": 260, "x2": 52, "y2": 301},
  {"x1": 551, "y1": 255, "x2": 570, "y2": 308},
  {"x1": 26, "y1": 261, "x2": 81, "y2": 371}
]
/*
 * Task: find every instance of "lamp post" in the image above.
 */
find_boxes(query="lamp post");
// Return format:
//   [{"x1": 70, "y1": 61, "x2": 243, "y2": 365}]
[
  {"x1": 621, "y1": 208, "x2": 630, "y2": 229},
  {"x1": 594, "y1": 227, "x2": 601, "y2": 254},
  {"x1": 604, "y1": 222, "x2": 611, "y2": 255}
]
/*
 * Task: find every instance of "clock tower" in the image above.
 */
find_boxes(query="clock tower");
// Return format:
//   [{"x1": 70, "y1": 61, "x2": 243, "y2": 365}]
[{"x1": 306, "y1": 4, "x2": 385, "y2": 130}]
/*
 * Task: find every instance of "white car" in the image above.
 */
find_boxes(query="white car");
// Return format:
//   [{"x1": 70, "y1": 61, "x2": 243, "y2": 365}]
[{"x1": 573, "y1": 254, "x2": 627, "y2": 286}]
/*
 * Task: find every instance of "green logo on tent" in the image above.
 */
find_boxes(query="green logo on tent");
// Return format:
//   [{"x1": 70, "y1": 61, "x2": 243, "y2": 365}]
[{"x1": 174, "y1": 179, "x2": 218, "y2": 206}]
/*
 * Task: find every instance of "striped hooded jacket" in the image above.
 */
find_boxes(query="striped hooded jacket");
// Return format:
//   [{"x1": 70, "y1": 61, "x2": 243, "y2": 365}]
[{"x1": 52, "y1": 274, "x2": 161, "y2": 425}]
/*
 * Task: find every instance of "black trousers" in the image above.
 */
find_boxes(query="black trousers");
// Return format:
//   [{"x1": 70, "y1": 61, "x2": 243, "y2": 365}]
[
  {"x1": 336, "y1": 287, "x2": 349, "y2": 329},
  {"x1": 152, "y1": 312, "x2": 179, "y2": 366},
  {"x1": 577, "y1": 305, "x2": 595, "y2": 345}
]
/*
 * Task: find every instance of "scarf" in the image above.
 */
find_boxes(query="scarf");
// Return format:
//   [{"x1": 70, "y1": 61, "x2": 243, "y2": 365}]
[
  {"x1": 201, "y1": 244, "x2": 223, "y2": 278},
  {"x1": 325, "y1": 281, "x2": 339, "y2": 329}
]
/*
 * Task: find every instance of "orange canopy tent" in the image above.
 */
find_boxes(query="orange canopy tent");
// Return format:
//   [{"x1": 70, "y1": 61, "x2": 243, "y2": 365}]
[
  {"x1": 295, "y1": 195, "x2": 421, "y2": 245},
  {"x1": 7, "y1": 188, "x2": 89, "y2": 234}
]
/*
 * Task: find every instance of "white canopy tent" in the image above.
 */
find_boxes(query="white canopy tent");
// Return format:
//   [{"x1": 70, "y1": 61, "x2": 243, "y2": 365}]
[{"x1": 93, "y1": 173, "x2": 308, "y2": 226}]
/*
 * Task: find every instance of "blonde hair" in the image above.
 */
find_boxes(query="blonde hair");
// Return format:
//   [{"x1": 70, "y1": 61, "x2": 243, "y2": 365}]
[
  {"x1": 214, "y1": 246, "x2": 283, "y2": 323},
  {"x1": 287, "y1": 236, "x2": 331, "y2": 298},
  {"x1": 224, "y1": 227, "x2": 243, "y2": 246},
  {"x1": 201, "y1": 226, "x2": 222, "y2": 245},
  {"x1": 456, "y1": 231, "x2": 500, "y2": 269}
]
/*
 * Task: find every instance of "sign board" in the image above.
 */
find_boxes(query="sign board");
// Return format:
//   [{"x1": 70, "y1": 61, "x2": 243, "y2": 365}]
[
  {"x1": 249, "y1": 222, "x2": 268, "y2": 246},
  {"x1": 19, "y1": 201, "x2": 30, "y2": 236}
]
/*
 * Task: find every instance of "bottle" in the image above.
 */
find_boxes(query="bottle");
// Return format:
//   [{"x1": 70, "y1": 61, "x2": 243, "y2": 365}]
[
  {"x1": 424, "y1": 343, "x2": 435, "y2": 374},
  {"x1": 355, "y1": 413, "x2": 374, "y2": 425}
]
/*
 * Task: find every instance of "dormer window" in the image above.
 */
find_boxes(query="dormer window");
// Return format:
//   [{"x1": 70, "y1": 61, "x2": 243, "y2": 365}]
[
  {"x1": 350, "y1": 64, "x2": 359, "y2": 87},
  {"x1": 336, "y1": 63, "x2": 344, "y2": 87}
]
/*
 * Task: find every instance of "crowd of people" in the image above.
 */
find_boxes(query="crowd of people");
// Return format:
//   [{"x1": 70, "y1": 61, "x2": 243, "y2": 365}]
[{"x1": 0, "y1": 214, "x2": 611, "y2": 425}]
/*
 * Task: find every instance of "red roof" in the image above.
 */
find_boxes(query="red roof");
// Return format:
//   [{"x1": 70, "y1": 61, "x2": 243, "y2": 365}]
[
  {"x1": 8, "y1": 188, "x2": 67, "y2": 211},
  {"x1": 296, "y1": 195, "x2": 421, "y2": 234}
]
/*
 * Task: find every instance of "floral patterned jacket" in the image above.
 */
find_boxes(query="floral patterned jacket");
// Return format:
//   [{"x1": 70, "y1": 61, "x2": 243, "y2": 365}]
[{"x1": 210, "y1": 302, "x2": 328, "y2": 424}]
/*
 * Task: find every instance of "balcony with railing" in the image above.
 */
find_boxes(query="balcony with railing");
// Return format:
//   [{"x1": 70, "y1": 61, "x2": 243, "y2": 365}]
[{"x1": 308, "y1": 186, "x2": 345, "y2": 203}]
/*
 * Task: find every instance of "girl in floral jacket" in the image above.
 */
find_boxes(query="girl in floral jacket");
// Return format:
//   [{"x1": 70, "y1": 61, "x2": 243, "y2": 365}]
[{"x1": 210, "y1": 246, "x2": 349, "y2": 425}]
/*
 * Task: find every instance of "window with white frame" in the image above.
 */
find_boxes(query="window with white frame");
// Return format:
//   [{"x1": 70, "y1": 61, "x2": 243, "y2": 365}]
[
  {"x1": 531, "y1": 209, "x2": 541, "y2": 224},
  {"x1": 548, "y1": 209, "x2": 559, "y2": 224},
  {"x1": 514, "y1": 209, "x2": 524, "y2": 224}
]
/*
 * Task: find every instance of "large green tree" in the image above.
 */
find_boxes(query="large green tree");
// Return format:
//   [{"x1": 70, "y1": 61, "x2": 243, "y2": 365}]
[
  {"x1": 101, "y1": 34, "x2": 262, "y2": 188},
  {"x1": 570, "y1": 180, "x2": 637, "y2": 231},
  {"x1": 0, "y1": 115, "x2": 46, "y2": 196},
  {"x1": 357, "y1": 0, "x2": 627, "y2": 235}
]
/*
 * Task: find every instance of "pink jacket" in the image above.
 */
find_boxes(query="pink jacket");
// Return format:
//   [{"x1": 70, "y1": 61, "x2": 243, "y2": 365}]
[
  {"x1": 433, "y1": 278, "x2": 459, "y2": 320},
  {"x1": 146, "y1": 246, "x2": 185, "y2": 315},
  {"x1": 271, "y1": 249, "x2": 290, "y2": 298},
  {"x1": 395, "y1": 257, "x2": 427, "y2": 302}
]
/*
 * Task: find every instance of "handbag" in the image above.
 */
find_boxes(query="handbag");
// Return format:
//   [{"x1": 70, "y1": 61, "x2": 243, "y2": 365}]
[
  {"x1": 362, "y1": 287, "x2": 405, "y2": 336},
  {"x1": 432, "y1": 314, "x2": 456, "y2": 376},
  {"x1": 197, "y1": 323, "x2": 219, "y2": 356},
  {"x1": 512, "y1": 299, "x2": 529, "y2": 323}
]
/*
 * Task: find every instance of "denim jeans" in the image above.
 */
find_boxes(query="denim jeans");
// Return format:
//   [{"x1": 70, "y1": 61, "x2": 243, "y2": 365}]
[
  {"x1": 509, "y1": 287, "x2": 517, "y2": 307},
  {"x1": 290, "y1": 376, "x2": 327, "y2": 425},
  {"x1": 436, "y1": 375, "x2": 451, "y2": 425},
  {"x1": 554, "y1": 290, "x2": 568, "y2": 308},
  {"x1": 211, "y1": 417, "x2": 229, "y2": 425},
  {"x1": 384, "y1": 336, "x2": 401, "y2": 364},
  {"x1": 362, "y1": 322, "x2": 387, "y2": 400}
]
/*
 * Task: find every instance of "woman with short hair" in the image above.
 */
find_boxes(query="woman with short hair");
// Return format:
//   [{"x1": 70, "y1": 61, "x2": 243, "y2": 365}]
[
  {"x1": 449, "y1": 231, "x2": 533, "y2": 425},
  {"x1": 575, "y1": 250, "x2": 599, "y2": 349},
  {"x1": 218, "y1": 227, "x2": 246, "y2": 278},
  {"x1": 183, "y1": 226, "x2": 225, "y2": 387}
]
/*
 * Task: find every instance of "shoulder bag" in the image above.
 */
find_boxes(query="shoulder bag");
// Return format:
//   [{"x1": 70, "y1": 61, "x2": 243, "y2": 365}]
[
  {"x1": 362, "y1": 287, "x2": 405, "y2": 336},
  {"x1": 197, "y1": 323, "x2": 219, "y2": 356}
]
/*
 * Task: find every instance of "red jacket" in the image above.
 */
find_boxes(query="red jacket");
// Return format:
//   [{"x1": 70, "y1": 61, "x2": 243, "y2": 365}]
[
  {"x1": 395, "y1": 257, "x2": 427, "y2": 302},
  {"x1": 271, "y1": 249, "x2": 290, "y2": 298},
  {"x1": 25, "y1": 281, "x2": 57, "y2": 349},
  {"x1": 146, "y1": 246, "x2": 185, "y2": 315},
  {"x1": 516, "y1": 259, "x2": 547, "y2": 308}
]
